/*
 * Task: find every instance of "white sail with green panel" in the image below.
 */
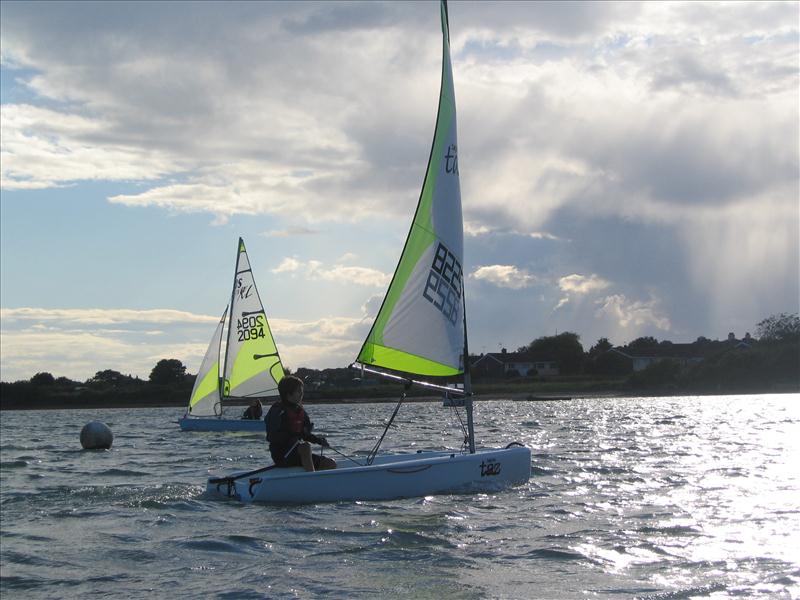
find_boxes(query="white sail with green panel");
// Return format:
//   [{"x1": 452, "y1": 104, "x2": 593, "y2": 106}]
[
  {"x1": 223, "y1": 237, "x2": 286, "y2": 398},
  {"x1": 187, "y1": 307, "x2": 227, "y2": 416},
  {"x1": 356, "y1": 1, "x2": 464, "y2": 378}
]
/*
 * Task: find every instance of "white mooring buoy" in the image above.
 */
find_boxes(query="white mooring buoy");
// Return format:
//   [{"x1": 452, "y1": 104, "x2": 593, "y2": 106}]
[{"x1": 80, "y1": 421, "x2": 113, "y2": 450}]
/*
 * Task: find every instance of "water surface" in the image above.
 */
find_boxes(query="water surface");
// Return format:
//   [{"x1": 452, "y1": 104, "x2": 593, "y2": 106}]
[{"x1": 2, "y1": 395, "x2": 798, "y2": 598}]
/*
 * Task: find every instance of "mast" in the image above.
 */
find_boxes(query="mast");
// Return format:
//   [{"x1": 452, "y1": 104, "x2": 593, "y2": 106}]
[
  {"x1": 442, "y1": 0, "x2": 475, "y2": 454},
  {"x1": 221, "y1": 237, "x2": 242, "y2": 399},
  {"x1": 462, "y1": 286, "x2": 475, "y2": 453}
]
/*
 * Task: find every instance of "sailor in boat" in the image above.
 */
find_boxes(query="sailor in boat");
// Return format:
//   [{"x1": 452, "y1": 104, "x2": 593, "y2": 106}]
[
  {"x1": 265, "y1": 375, "x2": 336, "y2": 472},
  {"x1": 241, "y1": 398, "x2": 263, "y2": 420}
]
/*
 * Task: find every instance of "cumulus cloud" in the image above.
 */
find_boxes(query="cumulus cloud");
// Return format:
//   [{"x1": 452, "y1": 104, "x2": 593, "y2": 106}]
[
  {"x1": 266, "y1": 303, "x2": 382, "y2": 370},
  {"x1": 1, "y1": 104, "x2": 180, "y2": 189},
  {"x1": 0, "y1": 308, "x2": 220, "y2": 382},
  {"x1": 0, "y1": 307, "x2": 370, "y2": 382},
  {"x1": 464, "y1": 221, "x2": 562, "y2": 241},
  {"x1": 105, "y1": 163, "x2": 388, "y2": 224},
  {"x1": 554, "y1": 273, "x2": 611, "y2": 309},
  {"x1": 0, "y1": 1, "x2": 433, "y2": 221},
  {"x1": 271, "y1": 257, "x2": 390, "y2": 287},
  {"x1": 271, "y1": 257, "x2": 304, "y2": 274},
  {"x1": 261, "y1": 226, "x2": 320, "y2": 238},
  {"x1": 595, "y1": 294, "x2": 671, "y2": 332},
  {"x1": 2, "y1": 2, "x2": 795, "y2": 226},
  {"x1": 463, "y1": 222, "x2": 493, "y2": 237},
  {"x1": 311, "y1": 264, "x2": 391, "y2": 288},
  {"x1": 3, "y1": 2, "x2": 796, "y2": 231},
  {"x1": 0, "y1": 307, "x2": 218, "y2": 326},
  {"x1": 472, "y1": 265, "x2": 537, "y2": 289},
  {"x1": 558, "y1": 274, "x2": 611, "y2": 295},
  {"x1": 0, "y1": 329, "x2": 188, "y2": 382},
  {"x1": 336, "y1": 252, "x2": 359, "y2": 263},
  {"x1": 271, "y1": 315, "x2": 364, "y2": 341}
]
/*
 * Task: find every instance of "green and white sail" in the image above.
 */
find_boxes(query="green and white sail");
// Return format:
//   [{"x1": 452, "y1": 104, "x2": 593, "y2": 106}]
[
  {"x1": 223, "y1": 238, "x2": 286, "y2": 398},
  {"x1": 188, "y1": 307, "x2": 227, "y2": 416},
  {"x1": 356, "y1": 0, "x2": 464, "y2": 378}
]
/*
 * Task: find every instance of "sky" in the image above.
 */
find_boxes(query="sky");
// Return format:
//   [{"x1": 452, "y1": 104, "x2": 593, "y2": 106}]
[{"x1": 1, "y1": 1, "x2": 798, "y2": 383}]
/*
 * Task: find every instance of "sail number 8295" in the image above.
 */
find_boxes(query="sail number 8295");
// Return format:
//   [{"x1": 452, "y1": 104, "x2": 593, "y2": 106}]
[{"x1": 423, "y1": 242, "x2": 462, "y2": 326}]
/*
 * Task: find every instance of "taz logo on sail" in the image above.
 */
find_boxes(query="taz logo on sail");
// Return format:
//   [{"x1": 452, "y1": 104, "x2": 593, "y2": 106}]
[
  {"x1": 445, "y1": 144, "x2": 458, "y2": 175},
  {"x1": 480, "y1": 459, "x2": 502, "y2": 477}
]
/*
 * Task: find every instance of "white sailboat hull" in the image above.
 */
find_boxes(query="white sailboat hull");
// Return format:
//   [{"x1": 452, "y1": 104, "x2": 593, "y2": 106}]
[
  {"x1": 178, "y1": 416, "x2": 264, "y2": 433},
  {"x1": 206, "y1": 445, "x2": 531, "y2": 504}
]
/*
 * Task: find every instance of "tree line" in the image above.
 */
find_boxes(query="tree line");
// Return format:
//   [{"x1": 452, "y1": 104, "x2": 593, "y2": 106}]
[
  {"x1": 1, "y1": 313, "x2": 797, "y2": 409},
  {"x1": 509, "y1": 312, "x2": 798, "y2": 392},
  {"x1": 0, "y1": 359, "x2": 195, "y2": 409}
]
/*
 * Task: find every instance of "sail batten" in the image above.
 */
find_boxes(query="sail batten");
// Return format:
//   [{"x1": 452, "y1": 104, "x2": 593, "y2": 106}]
[{"x1": 356, "y1": 0, "x2": 464, "y2": 378}]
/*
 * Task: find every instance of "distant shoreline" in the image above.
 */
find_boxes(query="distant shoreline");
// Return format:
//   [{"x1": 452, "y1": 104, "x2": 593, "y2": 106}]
[{"x1": 2, "y1": 387, "x2": 796, "y2": 411}]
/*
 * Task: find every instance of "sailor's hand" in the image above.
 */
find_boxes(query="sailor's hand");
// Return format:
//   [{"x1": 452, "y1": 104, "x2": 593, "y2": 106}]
[{"x1": 319, "y1": 436, "x2": 330, "y2": 448}]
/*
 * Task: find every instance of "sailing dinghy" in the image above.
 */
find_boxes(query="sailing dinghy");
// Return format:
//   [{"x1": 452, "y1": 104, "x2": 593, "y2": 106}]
[
  {"x1": 206, "y1": 1, "x2": 531, "y2": 502},
  {"x1": 179, "y1": 238, "x2": 286, "y2": 432}
]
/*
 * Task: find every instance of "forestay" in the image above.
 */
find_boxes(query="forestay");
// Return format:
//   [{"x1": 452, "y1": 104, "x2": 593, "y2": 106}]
[{"x1": 356, "y1": 1, "x2": 464, "y2": 378}]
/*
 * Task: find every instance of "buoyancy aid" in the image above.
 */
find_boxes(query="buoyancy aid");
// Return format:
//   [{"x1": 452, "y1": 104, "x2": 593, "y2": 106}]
[
  {"x1": 266, "y1": 402, "x2": 307, "y2": 438},
  {"x1": 286, "y1": 405, "x2": 306, "y2": 435}
]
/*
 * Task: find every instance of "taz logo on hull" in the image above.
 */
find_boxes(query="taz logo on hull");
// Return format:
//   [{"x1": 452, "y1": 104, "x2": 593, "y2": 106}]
[{"x1": 480, "y1": 459, "x2": 502, "y2": 477}]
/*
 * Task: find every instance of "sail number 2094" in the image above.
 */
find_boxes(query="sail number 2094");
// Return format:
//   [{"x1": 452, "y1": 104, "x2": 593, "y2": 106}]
[{"x1": 237, "y1": 315, "x2": 266, "y2": 342}]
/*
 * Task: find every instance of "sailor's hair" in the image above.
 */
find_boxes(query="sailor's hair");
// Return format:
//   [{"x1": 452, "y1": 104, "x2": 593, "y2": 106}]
[{"x1": 278, "y1": 375, "x2": 303, "y2": 401}]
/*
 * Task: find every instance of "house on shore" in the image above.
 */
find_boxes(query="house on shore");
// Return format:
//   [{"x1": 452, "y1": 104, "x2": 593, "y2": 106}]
[
  {"x1": 470, "y1": 348, "x2": 559, "y2": 378},
  {"x1": 610, "y1": 332, "x2": 755, "y2": 372}
]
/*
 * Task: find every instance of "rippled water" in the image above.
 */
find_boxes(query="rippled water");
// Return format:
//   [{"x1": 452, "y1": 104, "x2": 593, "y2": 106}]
[{"x1": 1, "y1": 395, "x2": 799, "y2": 599}]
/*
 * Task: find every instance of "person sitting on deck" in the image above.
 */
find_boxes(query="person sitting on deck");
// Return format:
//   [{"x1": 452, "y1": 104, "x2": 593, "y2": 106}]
[
  {"x1": 265, "y1": 375, "x2": 336, "y2": 472},
  {"x1": 242, "y1": 398, "x2": 263, "y2": 420}
]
